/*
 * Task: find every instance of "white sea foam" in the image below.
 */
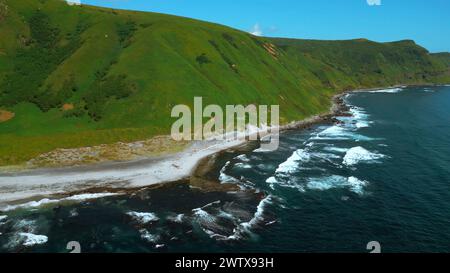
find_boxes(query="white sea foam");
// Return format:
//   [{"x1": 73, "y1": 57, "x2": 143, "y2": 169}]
[
  {"x1": 323, "y1": 147, "x2": 349, "y2": 153},
  {"x1": 262, "y1": 149, "x2": 310, "y2": 192},
  {"x1": 307, "y1": 175, "x2": 368, "y2": 195},
  {"x1": 343, "y1": 146, "x2": 385, "y2": 166},
  {"x1": 167, "y1": 214, "x2": 185, "y2": 223},
  {"x1": 228, "y1": 195, "x2": 273, "y2": 240},
  {"x1": 0, "y1": 192, "x2": 120, "y2": 212},
  {"x1": 127, "y1": 211, "x2": 159, "y2": 224},
  {"x1": 234, "y1": 163, "x2": 252, "y2": 169},
  {"x1": 265, "y1": 176, "x2": 277, "y2": 184},
  {"x1": 302, "y1": 143, "x2": 313, "y2": 149},
  {"x1": 200, "y1": 200, "x2": 221, "y2": 209},
  {"x1": 367, "y1": 87, "x2": 403, "y2": 93},
  {"x1": 266, "y1": 174, "x2": 305, "y2": 191},
  {"x1": 219, "y1": 172, "x2": 239, "y2": 183},
  {"x1": 307, "y1": 175, "x2": 347, "y2": 191},
  {"x1": 311, "y1": 152, "x2": 341, "y2": 160},
  {"x1": 196, "y1": 195, "x2": 277, "y2": 241},
  {"x1": 335, "y1": 105, "x2": 372, "y2": 129},
  {"x1": 356, "y1": 120, "x2": 370, "y2": 129},
  {"x1": 69, "y1": 209, "x2": 79, "y2": 217},
  {"x1": 19, "y1": 232, "x2": 48, "y2": 246},
  {"x1": 64, "y1": 193, "x2": 119, "y2": 201},
  {"x1": 202, "y1": 228, "x2": 228, "y2": 240},
  {"x1": 265, "y1": 176, "x2": 279, "y2": 191},
  {"x1": 1, "y1": 199, "x2": 60, "y2": 212},
  {"x1": 192, "y1": 208, "x2": 216, "y2": 223},
  {"x1": 191, "y1": 201, "x2": 222, "y2": 226},
  {"x1": 3, "y1": 219, "x2": 42, "y2": 249},
  {"x1": 275, "y1": 149, "x2": 309, "y2": 174},
  {"x1": 139, "y1": 229, "x2": 160, "y2": 243},
  {"x1": 219, "y1": 161, "x2": 239, "y2": 183},
  {"x1": 235, "y1": 154, "x2": 250, "y2": 162},
  {"x1": 317, "y1": 125, "x2": 346, "y2": 137},
  {"x1": 312, "y1": 126, "x2": 373, "y2": 141},
  {"x1": 349, "y1": 106, "x2": 369, "y2": 121},
  {"x1": 253, "y1": 147, "x2": 273, "y2": 153},
  {"x1": 243, "y1": 195, "x2": 272, "y2": 228},
  {"x1": 192, "y1": 207, "x2": 234, "y2": 240},
  {"x1": 347, "y1": 176, "x2": 369, "y2": 195}
]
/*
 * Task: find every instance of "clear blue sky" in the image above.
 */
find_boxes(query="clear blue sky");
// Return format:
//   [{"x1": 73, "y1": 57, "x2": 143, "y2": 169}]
[{"x1": 80, "y1": 0, "x2": 449, "y2": 53}]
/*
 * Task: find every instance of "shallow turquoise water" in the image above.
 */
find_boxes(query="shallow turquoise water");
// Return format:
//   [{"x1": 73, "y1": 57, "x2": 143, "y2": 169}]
[{"x1": 1, "y1": 85, "x2": 450, "y2": 253}]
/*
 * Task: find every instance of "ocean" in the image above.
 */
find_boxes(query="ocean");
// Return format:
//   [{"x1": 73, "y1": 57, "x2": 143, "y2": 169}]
[{"x1": 1, "y1": 85, "x2": 450, "y2": 253}]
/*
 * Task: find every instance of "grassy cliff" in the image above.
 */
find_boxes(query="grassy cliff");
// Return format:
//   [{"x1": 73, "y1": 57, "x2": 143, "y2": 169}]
[{"x1": 0, "y1": 0, "x2": 449, "y2": 166}]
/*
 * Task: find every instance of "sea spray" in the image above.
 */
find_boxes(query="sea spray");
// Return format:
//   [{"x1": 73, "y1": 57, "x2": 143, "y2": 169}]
[{"x1": 343, "y1": 146, "x2": 385, "y2": 166}]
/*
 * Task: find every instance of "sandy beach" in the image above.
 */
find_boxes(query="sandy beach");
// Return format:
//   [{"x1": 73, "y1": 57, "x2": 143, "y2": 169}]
[
  {"x1": 0, "y1": 92, "x2": 350, "y2": 208},
  {"x1": 0, "y1": 138, "x2": 248, "y2": 206},
  {"x1": 0, "y1": 84, "x2": 439, "y2": 209}
]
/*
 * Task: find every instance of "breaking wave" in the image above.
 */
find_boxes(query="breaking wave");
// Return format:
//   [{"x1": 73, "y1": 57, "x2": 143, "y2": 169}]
[
  {"x1": 127, "y1": 211, "x2": 159, "y2": 224},
  {"x1": 166, "y1": 213, "x2": 185, "y2": 223},
  {"x1": 307, "y1": 175, "x2": 369, "y2": 195},
  {"x1": 19, "y1": 233, "x2": 48, "y2": 246},
  {"x1": 0, "y1": 192, "x2": 121, "y2": 212},
  {"x1": 323, "y1": 147, "x2": 349, "y2": 153},
  {"x1": 275, "y1": 149, "x2": 310, "y2": 174},
  {"x1": 263, "y1": 149, "x2": 311, "y2": 192},
  {"x1": 343, "y1": 146, "x2": 386, "y2": 166},
  {"x1": 234, "y1": 163, "x2": 252, "y2": 169},
  {"x1": 3, "y1": 219, "x2": 49, "y2": 249},
  {"x1": 139, "y1": 229, "x2": 161, "y2": 243},
  {"x1": 312, "y1": 125, "x2": 374, "y2": 141},
  {"x1": 219, "y1": 161, "x2": 239, "y2": 183},
  {"x1": 235, "y1": 154, "x2": 251, "y2": 162},
  {"x1": 228, "y1": 195, "x2": 274, "y2": 240},
  {"x1": 367, "y1": 87, "x2": 404, "y2": 93}
]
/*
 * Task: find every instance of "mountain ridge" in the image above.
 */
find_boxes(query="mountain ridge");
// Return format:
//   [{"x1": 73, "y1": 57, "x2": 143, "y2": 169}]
[{"x1": 0, "y1": 0, "x2": 449, "y2": 166}]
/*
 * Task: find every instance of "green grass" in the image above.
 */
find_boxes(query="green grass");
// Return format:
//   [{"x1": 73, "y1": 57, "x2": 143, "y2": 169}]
[{"x1": 0, "y1": 0, "x2": 449, "y2": 166}]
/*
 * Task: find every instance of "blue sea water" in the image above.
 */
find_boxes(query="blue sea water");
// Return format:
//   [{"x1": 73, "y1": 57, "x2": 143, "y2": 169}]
[{"x1": 1, "y1": 85, "x2": 450, "y2": 253}]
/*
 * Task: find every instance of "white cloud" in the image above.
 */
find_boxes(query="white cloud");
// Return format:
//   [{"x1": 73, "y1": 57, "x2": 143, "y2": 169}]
[
  {"x1": 250, "y1": 24, "x2": 263, "y2": 36},
  {"x1": 66, "y1": 0, "x2": 81, "y2": 5},
  {"x1": 367, "y1": 0, "x2": 381, "y2": 6}
]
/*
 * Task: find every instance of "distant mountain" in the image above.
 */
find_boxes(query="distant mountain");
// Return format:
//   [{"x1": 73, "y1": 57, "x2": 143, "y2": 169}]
[{"x1": 0, "y1": 0, "x2": 449, "y2": 166}]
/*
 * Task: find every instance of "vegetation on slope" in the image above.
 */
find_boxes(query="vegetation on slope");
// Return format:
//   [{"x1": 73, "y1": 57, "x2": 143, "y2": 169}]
[
  {"x1": 431, "y1": 52, "x2": 450, "y2": 69},
  {"x1": 0, "y1": 0, "x2": 449, "y2": 166}
]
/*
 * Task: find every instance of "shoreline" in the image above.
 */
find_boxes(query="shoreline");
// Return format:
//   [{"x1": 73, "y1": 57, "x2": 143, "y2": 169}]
[{"x1": 0, "y1": 84, "x2": 442, "y2": 208}]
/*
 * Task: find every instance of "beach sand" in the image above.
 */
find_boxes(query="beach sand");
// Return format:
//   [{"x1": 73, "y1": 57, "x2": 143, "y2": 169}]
[{"x1": 0, "y1": 92, "x2": 351, "y2": 208}]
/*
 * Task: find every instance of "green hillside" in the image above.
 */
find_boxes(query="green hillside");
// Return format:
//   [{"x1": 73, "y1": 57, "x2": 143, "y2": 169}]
[
  {"x1": 431, "y1": 52, "x2": 450, "y2": 68},
  {"x1": 0, "y1": 0, "x2": 449, "y2": 166}
]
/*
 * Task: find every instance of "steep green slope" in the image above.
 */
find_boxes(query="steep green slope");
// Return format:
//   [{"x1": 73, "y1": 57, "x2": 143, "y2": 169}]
[
  {"x1": 431, "y1": 52, "x2": 450, "y2": 69},
  {"x1": 0, "y1": 0, "x2": 449, "y2": 166},
  {"x1": 272, "y1": 38, "x2": 450, "y2": 88}
]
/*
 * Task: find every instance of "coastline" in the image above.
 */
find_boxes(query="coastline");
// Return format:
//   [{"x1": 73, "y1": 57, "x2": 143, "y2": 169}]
[{"x1": 0, "y1": 84, "x2": 441, "y2": 208}]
